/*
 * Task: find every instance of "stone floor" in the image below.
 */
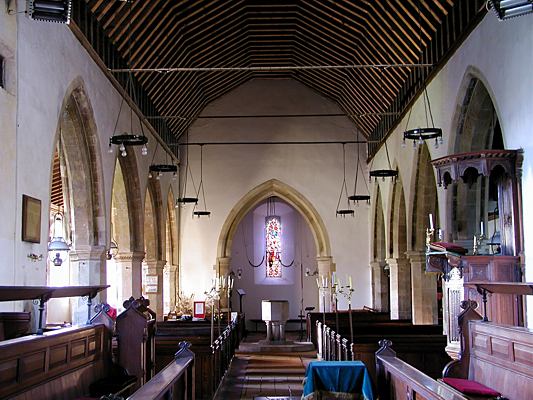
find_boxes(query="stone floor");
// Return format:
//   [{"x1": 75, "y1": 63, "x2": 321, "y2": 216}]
[{"x1": 213, "y1": 332, "x2": 317, "y2": 400}]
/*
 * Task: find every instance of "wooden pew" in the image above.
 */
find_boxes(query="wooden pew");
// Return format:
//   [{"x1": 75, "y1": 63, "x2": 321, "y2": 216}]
[
  {"x1": 307, "y1": 310, "x2": 391, "y2": 344},
  {"x1": 317, "y1": 321, "x2": 451, "y2": 383},
  {"x1": 126, "y1": 342, "x2": 195, "y2": 400},
  {"x1": 155, "y1": 316, "x2": 242, "y2": 399},
  {"x1": 375, "y1": 340, "x2": 469, "y2": 400},
  {"x1": 0, "y1": 324, "x2": 111, "y2": 399},
  {"x1": 443, "y1": 300, "x2": 533, "y2": 399}
]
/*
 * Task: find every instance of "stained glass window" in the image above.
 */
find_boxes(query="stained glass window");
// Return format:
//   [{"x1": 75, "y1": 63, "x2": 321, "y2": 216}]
[{"x1": 265, "y1": 216, "x2": 282, "y2": 278}]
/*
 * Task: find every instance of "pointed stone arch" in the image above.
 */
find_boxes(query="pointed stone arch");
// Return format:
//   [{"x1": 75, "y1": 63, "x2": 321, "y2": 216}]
[
  {"x1": 370, "y1": 185, "x2": 389, "y2": 312},
  {"x1": 143, "y1": 179, "x2": 165, "y2": 319},
  {"x1": 386, "y1": 174, "x2": 411, "y2": 319},
  {"x1": 217, "y1": 179, "x2": 330, "y2": 260},
  {"x1": 216, "y1": 179, "x2": 333, "y2": 309},
  {"x1": 408, "y1": 143, "x2": 439, "y2": 324},
  {"x1": 51, "y1": 78, "x2": 106, "y2": 322}
]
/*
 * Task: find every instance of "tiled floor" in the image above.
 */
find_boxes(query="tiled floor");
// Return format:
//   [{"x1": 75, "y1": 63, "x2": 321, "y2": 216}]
[{"x1": 213, "y1": 333, "x2": 317, "y2": 400}]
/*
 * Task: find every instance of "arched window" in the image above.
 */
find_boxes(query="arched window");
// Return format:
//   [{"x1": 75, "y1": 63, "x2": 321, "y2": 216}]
[{"x1": 265, "y1": 215, "x2": 282, "y2": 278}]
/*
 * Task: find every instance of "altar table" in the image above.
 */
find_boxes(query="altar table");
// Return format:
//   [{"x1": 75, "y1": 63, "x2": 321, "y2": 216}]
[{"x1": 302, "y1": 361, "x2": 375, "y2": 399}]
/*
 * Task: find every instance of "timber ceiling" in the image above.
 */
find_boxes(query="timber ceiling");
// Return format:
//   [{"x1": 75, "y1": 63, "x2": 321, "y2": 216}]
[{"x1": 75, "y1": 0, "x2": 486, "y2": 156}]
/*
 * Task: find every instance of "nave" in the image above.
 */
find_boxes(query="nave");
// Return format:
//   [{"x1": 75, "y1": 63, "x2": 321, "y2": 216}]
[{"x1": 214, "y1": 333, "x2": 315, "y2": 400}]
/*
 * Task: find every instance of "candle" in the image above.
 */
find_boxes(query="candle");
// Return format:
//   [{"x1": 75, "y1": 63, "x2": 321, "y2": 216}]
[
  {"x1": 349, "y1": 276, "x2": 353, "y2": 290},
  {"x1": 480, "y1": 221, "x2": 484, "y2": 235},
  {"x1": 429, "y1": 213, "x2": 434, "y2": 230}
]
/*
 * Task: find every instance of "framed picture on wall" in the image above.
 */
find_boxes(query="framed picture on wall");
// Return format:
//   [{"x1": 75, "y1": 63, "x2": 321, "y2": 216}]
[
  {"x1": 193, "y1": 301, "x2": 206, "y2": 319},
  {"x1": 22, "y1": 195, "x2": 41, "y2": 243}
]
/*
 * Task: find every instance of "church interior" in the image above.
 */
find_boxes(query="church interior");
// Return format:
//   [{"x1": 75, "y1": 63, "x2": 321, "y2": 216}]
[{"x1": 0, "y1": 1, "x2": 532, "y2": 399}]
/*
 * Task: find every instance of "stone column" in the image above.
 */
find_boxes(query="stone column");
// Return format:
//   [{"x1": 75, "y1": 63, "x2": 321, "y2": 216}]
[
  {"x1": 408, "y1": 251, "x2": 438, "y2": 324},
  {"x1": 114, "y1": 251, "x2": 145, "y2": 301},
  {"x1": 144, "y1": 259, "x2": 166, "y2": 320},
  {"x1": 69, "y1": 245, "x2": 107, "y2": 325},
  {"x1": 168, "y1": 264, "x2": 179, "y2": 313},
  {"x1": 216, "y1": 257, "x2": 231, "y2": 309},
  {"x1": 317, "y1": 256, "x2": 334, "y2": 312},
  {"x1": 370, "y1": 260, "x2": 389, "y2": 312},
  {"x1": 386, "y1": 257, "x2": 412, "y2": 320}
]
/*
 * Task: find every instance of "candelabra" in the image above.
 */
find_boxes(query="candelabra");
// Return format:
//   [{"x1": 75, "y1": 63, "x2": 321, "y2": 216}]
[
  {"x1": 473, "y1": 233, "x2": 486, "y2": 255},
  {"x1": 337, "y1": 284, "x2": 355, "y2": 344}
]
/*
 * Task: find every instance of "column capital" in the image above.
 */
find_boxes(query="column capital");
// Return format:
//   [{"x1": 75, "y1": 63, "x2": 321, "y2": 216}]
[
  {"x1": 69, "y1": 245, "x2": 107, "y2": 262},
  {"x1": 385, "y1": 257, "x2": 411, "y2": 267},
  {"x1": 115, "y1": 251, "x2": 145, "y2": 263},
  {"x1": 406, "y1": 251, "x2": 426, "y2": 263}
]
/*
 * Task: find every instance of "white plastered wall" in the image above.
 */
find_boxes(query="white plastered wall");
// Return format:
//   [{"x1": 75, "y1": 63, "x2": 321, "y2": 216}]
[
  {"x1": 0, "y1": 5, "x2": 179, "y2": 311},
  {"x1": 370, "y1": 14, "x2": 533, "y2": 326},
  {"x1": 182, "y1": 78, "x2": 372, "y2": 310}
]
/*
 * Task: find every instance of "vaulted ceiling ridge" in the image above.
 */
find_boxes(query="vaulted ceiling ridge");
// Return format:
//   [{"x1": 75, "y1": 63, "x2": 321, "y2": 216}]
[{"x1": 79, "y1": 0, "x2": 486, "y2": 155}]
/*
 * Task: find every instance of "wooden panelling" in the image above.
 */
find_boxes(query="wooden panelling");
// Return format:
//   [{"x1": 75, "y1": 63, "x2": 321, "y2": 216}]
[
  {"x1": 0, "y1": 325, "x2": 110, "y2": 400},
  {"x1": 468, "y1": 322, "x2": 533, "y2": 399},
  {"x1": 490, "y1": 337, "x2": 510, "y2": 360},
  {"x1": 49, "y1": 344, "x2": 68, "y2": 369},
  {"x1": 514, "y1": 342, "x2": 533, "y2": 367}
]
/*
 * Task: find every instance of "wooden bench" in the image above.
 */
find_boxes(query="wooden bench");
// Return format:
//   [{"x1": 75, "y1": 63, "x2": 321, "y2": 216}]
[
  {"x1": 155, "y1": 316, "x2": 243, "y2": 399},
  {"x1": 0, "y1": 324, "x2": 112, "y2": 399},
  {"x1": 375, "y1": 340, "x2": 469, "y2": 400},
  {"x1": 317, "y1": 321, "x2": 451, "y2": 383},
  {"x1": 442, "y1": 300, "x2": 533, "y2": 399}
]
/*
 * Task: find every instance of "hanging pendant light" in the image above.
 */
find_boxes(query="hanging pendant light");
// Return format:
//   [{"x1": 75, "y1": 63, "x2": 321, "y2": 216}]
[
  {"x1": 336, "y1": 143, "x2": 354, "y2": 217},
  {"x1": 369, "y1": 68, "x2": 398, "y2": 181},
  {"x1": 369, "y1": 140, "x2": 398, "y2": 181},
  {"x1": 176, "y1": 133, "x2": 198, "y2": 206},
  {"x1": 348, "y1": 130, "x2": 371, "y2": 204},
  {"x1": 192, "y1": 145, "x2": 211, "y2": 218},
  {"x1": 402, "y1": 0, "x2": 443, "y2": 149},
  {"x1": 148, "y1": 142, "x2": 178, "y2": 180},
  {"x1": 108, "y1": 0, "x2": 148, "y2": 158},
  {"x1": 48, "y1": 212, "x2": 70, "y2": 266}
]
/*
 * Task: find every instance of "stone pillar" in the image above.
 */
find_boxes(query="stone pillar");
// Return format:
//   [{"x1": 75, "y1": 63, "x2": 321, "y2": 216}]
[
  {"x1": 317, "y1": 256, "x2": 334, "y2": 312},
  {"x1": 386, "y1": 257, "x2": 412, "y2": 320},
  {"x1": 69, "y1": 245, "x2": 107, "y2": 325},
  {"x1": 114, "y1": 251, "x2": 145, "y2": 301},
  {"x1": 168, "y1": 264, "x2": 178, "y2": 313},
  {"x1": 144, "y1": 259, "x2": 166, "y2": 320},
  {"x1": 408, "y1": 251, "x2": 438, "y2": 324},
  {"x1": 370, "y1": 260, "x2": 389, "y2": 312},
  {"x1": 216, "y1": 257, "x2": 231, "y2": 309}
]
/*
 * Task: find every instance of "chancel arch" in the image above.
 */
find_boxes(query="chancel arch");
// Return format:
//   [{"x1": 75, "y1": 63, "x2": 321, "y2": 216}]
[
  {"x1": 47, "y1": 81, "x2": 106, "y2": 324},
  {"x1": 370, "y1": 185, "x2": 389, "y2": 312},
  {"x1": 217, "y1": 179, "x2": 332, "y2": 310}
]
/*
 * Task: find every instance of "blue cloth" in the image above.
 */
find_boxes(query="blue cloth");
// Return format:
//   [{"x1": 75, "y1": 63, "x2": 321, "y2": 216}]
[{"x1": 302, "y1": 361, "x2": 375, "y2": 399}]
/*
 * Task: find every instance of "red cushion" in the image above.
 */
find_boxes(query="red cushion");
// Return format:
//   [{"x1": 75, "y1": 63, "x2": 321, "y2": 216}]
[{"x1": 443, "y1": 377, "x2": 500, "y2": 397}]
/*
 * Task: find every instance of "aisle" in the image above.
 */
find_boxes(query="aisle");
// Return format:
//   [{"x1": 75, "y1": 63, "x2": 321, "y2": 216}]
[{"x1": 213, "y1": 333, "x2": 316, "y2": 399}]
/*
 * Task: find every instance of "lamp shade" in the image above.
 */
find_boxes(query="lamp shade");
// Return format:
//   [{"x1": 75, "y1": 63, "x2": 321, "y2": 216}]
[{"x1": 28, "y1": 0, "x2": 72, "y2": 24}]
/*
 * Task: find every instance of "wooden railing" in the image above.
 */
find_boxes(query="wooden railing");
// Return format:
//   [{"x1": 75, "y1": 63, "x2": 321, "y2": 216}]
[
  {"x1": 211, "y1": 316, "x2": 240, "y2": 396},
  {"x1": 317, "y1": 321, "x2": 353, "y2": 361},
  {"x1": 375, "y1": 340, "x2": 468, "y2": 400},
  {"x1": 126, "y1": 341, "x2": 195, "y2": 400},
  {"x1": 316, "y1": 320, "x2": 451, "y2": 383}
]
